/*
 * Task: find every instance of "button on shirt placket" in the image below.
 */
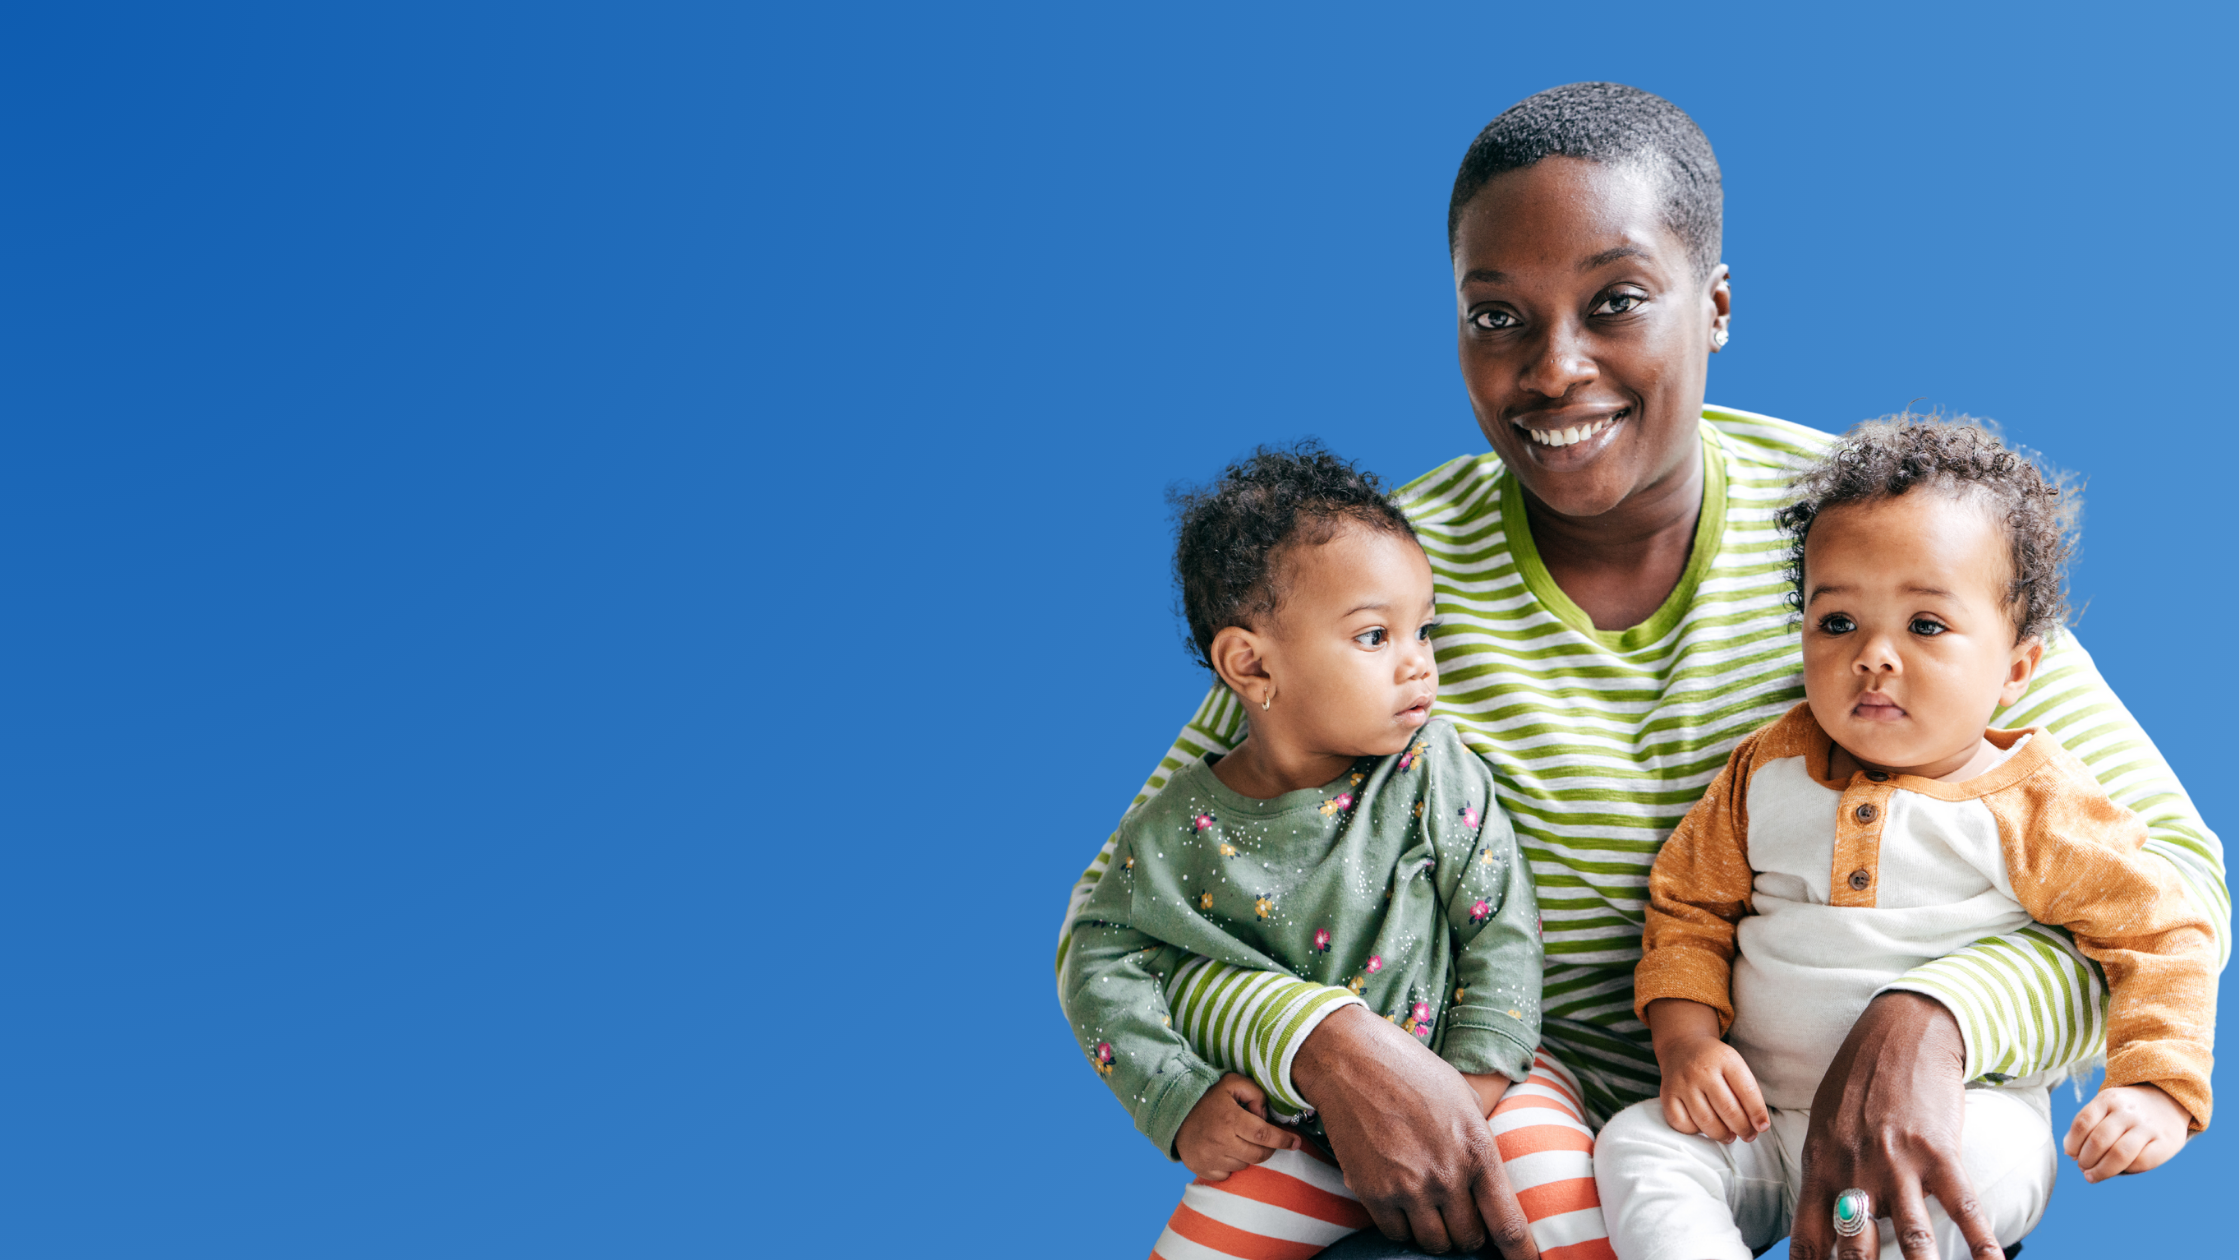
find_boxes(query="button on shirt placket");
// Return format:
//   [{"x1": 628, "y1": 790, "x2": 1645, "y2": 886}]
[{"x1": 1831, "y1": 780, "x2": 1894, "y2": 907}]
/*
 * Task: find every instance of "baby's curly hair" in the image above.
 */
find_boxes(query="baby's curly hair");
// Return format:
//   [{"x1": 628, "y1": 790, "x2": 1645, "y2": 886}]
[
  {"x1": 1170, "y1": 441, "x2": 1417, "y2": 671},
  {"x1": 1774, "y1": 413, "x2": 2079, "y2": 643}
]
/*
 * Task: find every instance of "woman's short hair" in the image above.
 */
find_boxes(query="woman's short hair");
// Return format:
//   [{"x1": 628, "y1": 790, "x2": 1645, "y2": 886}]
[
  {"x1": 1170, "y1": 441, "x2": 1417, "y2": 671},
  {"x1": 1774, "y1": 413, "x2": 2080, "y2": 643},
  {"x1": 1448, "y1": 82, "x2": 1723, "y2": 279}
]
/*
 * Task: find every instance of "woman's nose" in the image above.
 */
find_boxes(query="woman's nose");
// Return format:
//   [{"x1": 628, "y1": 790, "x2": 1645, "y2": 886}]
[{"x1": 1519, "y1": 320, "x2": 1597, "y2": 398}]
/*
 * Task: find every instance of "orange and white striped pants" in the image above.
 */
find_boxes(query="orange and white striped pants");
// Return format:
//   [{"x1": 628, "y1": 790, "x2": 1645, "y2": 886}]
[{"x1": 1150, "y1": 1054, "x2": 1615, "y2": 1260}]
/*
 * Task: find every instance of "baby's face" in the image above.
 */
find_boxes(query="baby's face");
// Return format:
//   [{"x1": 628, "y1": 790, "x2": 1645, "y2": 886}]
[
  {"x1": 1261, "y1": 524, "x2": 1440, "y2": 758},
  {"x1": 1800, "y1": 490, "x2": 2037, "y2": 776}
]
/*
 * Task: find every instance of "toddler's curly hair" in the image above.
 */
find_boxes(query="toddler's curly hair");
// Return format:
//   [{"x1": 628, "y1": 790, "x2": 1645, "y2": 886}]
[
  {"x1": 1774, "y1": 413, "x2": 2079, "y2": 643},
  {"x1": 1170, "y1": 441, "x2": 1417, "y2": 671}
]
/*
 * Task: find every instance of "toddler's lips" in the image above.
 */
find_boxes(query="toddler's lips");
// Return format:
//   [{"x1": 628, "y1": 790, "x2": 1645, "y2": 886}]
[
  {"x1": 1852, "y1": 695, "x2": 1908, "y2": 721},
  {"x1": 1398, "y1": 694, "x2": 1434, "y2": 725}
]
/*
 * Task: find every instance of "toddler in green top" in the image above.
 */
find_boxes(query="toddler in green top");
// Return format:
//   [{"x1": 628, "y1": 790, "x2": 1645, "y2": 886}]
[{"x1": 1062, "y1": 443, "x2": 1544, "y2": 1198}]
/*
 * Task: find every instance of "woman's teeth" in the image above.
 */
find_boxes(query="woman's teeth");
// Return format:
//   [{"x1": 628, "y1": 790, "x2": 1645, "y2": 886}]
[{"x1": 1526, "y1": 417, "x2": 1612, "y2": 448}]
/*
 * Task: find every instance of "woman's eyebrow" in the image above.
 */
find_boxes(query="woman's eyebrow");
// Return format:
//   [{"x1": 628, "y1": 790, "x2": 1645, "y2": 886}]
[
  {"x1": 1580, "y1": 245, "x2": 1645, "y2": 270},
  {"x1": 1462, "y1": 248, "x2": 1641, "y2": 283}
]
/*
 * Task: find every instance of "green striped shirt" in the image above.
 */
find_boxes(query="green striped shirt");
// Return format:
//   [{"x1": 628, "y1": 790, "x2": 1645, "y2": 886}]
[{"x1": 1056, "y1": 407, "x2": 2230, "y2": 1123}]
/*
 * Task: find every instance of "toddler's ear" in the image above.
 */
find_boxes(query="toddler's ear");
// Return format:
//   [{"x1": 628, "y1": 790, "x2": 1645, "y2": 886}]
[
  {"x1": 1209, "y1": 625, "x2": 1276, "y2": 710},
  {"x1": 1999, "y1": 634, "x2": 2044, "y2": 707}
]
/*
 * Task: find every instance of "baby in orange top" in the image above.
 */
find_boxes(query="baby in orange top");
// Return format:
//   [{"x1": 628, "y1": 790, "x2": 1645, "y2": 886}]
[{"x1": 1594, "y1": 417, "x2": 2217, "y2": 1260}]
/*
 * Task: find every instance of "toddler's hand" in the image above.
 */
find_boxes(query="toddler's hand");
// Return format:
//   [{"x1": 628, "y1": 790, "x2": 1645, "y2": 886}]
[
  {"x1": 1176, "y1": 1073, "x2": 1304, "y2": 1182},
  {"x1": 1461, "y1": 1071, "x2": 1512, "y2": 1120},
  {"x1": 2064, "y1": 1084, "x2": 2187, "y2": 1183},
  {"x1": 1657, "y1": 1033, "x2": 1769, "y2": 1144}
]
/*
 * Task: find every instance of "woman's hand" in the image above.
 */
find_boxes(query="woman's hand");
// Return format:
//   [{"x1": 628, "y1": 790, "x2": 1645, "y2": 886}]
[
  {"x1": 1789, "y1": 992, "x2": 2005, "y2": 1260},
  {"x1": 1292, "y1": 1005, "x2": 1539, "y2": 1259},
  {"x1": 1174, "y1": 1073, "x2": 1303, "y2": 1182},
  {"x1": 1644, "y1": 999, "x2": 1768, "y2": 1144},
  {"x1": 2063, "y1": 1083, "x2": 2187, "y2": 1182}
]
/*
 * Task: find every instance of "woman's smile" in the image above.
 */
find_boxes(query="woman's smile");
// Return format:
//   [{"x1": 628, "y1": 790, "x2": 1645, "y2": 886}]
[{"x1": 1513, "y1": 404, "x2": 1630, "y2": 464}]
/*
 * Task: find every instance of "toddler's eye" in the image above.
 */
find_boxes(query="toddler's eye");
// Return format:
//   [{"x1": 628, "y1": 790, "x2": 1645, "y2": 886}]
[
  {"x1": 1910, "y1": 617, "x2": 1948, "y2": 637},
  {"x1": 1417, "y1": 621, "x2": 1437, "y2": 642},
  {"x1": 1355, "y1": 627, "x2": 1388, "y2": 647},
  {"x1": 1817, "y1": 613, "x2": 1856, "y2": 635}
]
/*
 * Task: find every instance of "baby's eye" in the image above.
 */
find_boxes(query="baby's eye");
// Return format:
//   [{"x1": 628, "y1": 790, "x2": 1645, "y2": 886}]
[
  {"x1": 1469, "y1": 308, "x2": 1518, "y2": 331},
  {"x1": 1355, "y1": 627, "x2": 1388, "y2": 647},
  {"x1": 1910, "y1": 617, "x2": 1948, "y2": 637},
  {"x1": 1817, "y1": 613, "x2": 1856, "y2": 635},
  {"x1": 1416, "y1": 621, "x2": 1437, "y2": 642}
]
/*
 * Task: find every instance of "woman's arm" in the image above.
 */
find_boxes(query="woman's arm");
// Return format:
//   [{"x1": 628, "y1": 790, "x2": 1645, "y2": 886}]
[{"x1": 1881, "y1": 629, "x2": 2228, "y2": 1083}]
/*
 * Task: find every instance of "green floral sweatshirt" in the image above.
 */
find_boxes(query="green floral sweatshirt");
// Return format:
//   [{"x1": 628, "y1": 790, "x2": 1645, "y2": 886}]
[{"x1": 1062, "y1": 718, "x2": 1542, "y2": 1159}]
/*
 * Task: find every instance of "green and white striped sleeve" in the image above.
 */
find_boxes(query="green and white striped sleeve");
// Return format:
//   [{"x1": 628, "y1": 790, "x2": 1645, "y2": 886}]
[
  {"x1": 1884, "y1": 630, "x2": 2230, "y2": 1083},
  {"x1": 1055, "y1": 686, "x2": 1363, "y2": 1112},
  {"x1": 1162, "y1": 958, "x2": 1364, "y2": 1117}
]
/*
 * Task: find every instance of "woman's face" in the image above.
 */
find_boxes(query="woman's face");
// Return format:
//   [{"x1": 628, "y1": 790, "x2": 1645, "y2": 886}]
[{"x1": 1451, "y1": 156, "x2": 1730, "y2": 520}]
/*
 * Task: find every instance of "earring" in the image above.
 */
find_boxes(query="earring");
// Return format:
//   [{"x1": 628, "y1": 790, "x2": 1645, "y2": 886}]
[
  {"x1": 1261, "y1": 690, "x2": 1273, "y2": 711},
  {"x1": 1711, "y1": 327, "x2": 1730, "y2": 351}
]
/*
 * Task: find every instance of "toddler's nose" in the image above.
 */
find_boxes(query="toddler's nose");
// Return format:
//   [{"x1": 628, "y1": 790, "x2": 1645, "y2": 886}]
[
  {"x1": 1851, "y1": 632, "x2": 1902, "y2": 674},
  {"x1": 1405, "y1": 641, "x2": 1435, "y2": 679}
]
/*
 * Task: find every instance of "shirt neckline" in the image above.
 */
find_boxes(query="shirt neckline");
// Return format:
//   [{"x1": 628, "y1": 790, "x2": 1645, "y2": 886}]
[
  {"x1": 1499, "y1": 425, "x2": 1729, "y2": 653},
  {"x1": 1193, "y1": 752, "x2": 1374, "y2": 817}
]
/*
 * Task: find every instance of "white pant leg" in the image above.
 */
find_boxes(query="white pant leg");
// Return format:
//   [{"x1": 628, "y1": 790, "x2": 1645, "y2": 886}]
[
  {"x1": 1597, "y1": 1087, "x2": 2051, "y2": 1260},
  {"x1": 1594, "y1": 1099, "x2": 1792, "y2": 1260}
]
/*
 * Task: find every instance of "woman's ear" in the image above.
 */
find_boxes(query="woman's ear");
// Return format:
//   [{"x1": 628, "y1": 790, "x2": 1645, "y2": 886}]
[
  {"x1": 1707, "y1": 262, "x2": 1732, "y2": 353},
  {"x1": 1999, "y1": 634, "x2": 2045, "y2": 706},
  {"x1": 1208, "y1": 625, "x2": 1276, "y2": 710}
]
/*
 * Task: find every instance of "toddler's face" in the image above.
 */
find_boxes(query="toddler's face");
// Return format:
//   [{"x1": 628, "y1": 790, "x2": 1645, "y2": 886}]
[
  {"x1": 1260, "y1": 524, "x2": 1440, "y2": 758},
  {"x1": 1799, "y1": 491, "x2": 2037, "y2": 776}
]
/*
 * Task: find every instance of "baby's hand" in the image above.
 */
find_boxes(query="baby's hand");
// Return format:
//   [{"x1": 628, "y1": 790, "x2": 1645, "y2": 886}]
[
  {"x1": 2064, "y1": 1084, "x2": 2188, "y2": 1183},
  {"x1": 1175, "y1": 1073, "x2": 1304, "y2": 1181},
  {"x1": 1462, "y1": 1071, "x2": 1512, "y2": 1120},
  {"x1": 1657, "y1": 1034, "x2": 1769, "y2": 1144}
]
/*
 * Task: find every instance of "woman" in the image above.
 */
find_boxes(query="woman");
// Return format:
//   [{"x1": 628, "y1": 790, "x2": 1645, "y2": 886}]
[{"x1": 1054, "y1": 83, "x2": 2228, "y2": 1260}]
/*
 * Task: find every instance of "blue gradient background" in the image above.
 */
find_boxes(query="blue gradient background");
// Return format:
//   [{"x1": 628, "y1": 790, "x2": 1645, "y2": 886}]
[{"x1": 0, "y1": 3, "x2": 2230, "y2": 1256}]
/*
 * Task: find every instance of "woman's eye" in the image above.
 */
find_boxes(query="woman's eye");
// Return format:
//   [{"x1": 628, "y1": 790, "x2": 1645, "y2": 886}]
[
  {"x1": 1355, "y1": 627, "x2": 1388, "y2": 647},
  {"x1": 1469, "y1": 309, "x2": 1517, "y2": 331},
  {"x1": 1910, "y1": 617, "x2": 1948, "y2": 637},
  {"x1": 1591, "y1": 291, "x2": 1645, "y2": 316},
  {"x1": 1817, "y1": 613, "x2": 1856, "y2": 635}
]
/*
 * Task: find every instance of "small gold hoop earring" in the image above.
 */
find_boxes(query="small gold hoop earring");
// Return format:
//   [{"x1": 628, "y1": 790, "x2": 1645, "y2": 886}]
[{"x1": 1261, "y1": 691, "x2": 1272, "y2": 711}]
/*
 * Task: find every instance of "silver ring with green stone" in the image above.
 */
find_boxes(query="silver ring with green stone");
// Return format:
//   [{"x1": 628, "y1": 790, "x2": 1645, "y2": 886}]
[{"x1": 1833, "y1": 1188, "x2": 1871, "y2": 1238}]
